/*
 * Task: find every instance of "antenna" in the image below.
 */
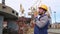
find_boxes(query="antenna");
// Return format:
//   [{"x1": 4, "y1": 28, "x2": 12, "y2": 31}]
[{"x1": 2, "y1": 0, "x2": 5, "y2": 5}]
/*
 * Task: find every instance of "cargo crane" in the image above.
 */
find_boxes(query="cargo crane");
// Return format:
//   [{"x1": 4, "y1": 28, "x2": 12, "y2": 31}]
[
  {"x1": 28, "y1": 0, "x2": 42, "y2": 21},
  {"x1": 20, "y1": 4, "x2": 25, "y2": 17}
]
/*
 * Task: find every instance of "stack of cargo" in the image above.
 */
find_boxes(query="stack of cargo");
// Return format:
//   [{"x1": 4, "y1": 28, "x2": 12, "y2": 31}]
[{"x1": 17, "y1": 17, "x2": 31, "y2": 34}]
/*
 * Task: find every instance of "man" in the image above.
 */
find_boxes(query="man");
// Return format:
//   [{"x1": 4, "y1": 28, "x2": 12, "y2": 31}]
[{"x1": 34, "y1": 4, "x2": 51, "y2": 34}]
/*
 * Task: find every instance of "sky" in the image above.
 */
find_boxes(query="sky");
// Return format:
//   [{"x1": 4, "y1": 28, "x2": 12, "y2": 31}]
[{"x1": 0, "y1": 0, "x2": 60, "y2": 23}]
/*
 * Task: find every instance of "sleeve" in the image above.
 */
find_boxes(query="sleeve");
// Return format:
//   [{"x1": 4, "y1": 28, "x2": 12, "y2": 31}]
[{"x1": 35, "y1": 16, "x2": 49, "y2": 28}]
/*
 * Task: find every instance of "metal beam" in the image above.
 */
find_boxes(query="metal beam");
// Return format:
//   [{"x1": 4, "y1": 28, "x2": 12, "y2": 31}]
[{"x1": 0, "y1": 16, "x2": 4, "y2": 34}]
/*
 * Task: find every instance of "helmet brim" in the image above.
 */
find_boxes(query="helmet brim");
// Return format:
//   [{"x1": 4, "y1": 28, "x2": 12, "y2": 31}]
[{"x1": 38, "y1": 7, "x2": 47, "y2": 11}]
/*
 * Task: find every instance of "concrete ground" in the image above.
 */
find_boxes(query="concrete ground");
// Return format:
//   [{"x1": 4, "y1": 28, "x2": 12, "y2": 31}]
[{"x1": 48, "y1": 29, "x2": 60, "y2": 34}]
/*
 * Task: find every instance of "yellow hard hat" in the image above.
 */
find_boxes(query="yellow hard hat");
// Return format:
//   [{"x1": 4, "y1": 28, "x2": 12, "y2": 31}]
[{"x1": 38, "y1": 4, "x2": 48, "y2": 11}]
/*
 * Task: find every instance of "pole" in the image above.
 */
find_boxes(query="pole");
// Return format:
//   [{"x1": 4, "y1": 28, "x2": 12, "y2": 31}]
[{"x1": 54, "y1": 11, "x2": 56, "y2": 23}]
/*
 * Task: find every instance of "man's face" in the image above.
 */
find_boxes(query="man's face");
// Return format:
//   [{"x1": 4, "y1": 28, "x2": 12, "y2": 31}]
[{"x1": 38, "y1": 8, "x2": 45, "y2": 15}]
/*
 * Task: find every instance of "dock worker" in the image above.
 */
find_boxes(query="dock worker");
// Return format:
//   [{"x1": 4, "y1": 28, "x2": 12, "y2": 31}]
[{"x1": 34, "y1": 4, "x2": 51, "y2": 34}]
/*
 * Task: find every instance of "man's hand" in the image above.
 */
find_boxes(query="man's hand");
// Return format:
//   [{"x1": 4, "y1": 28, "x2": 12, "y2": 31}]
[
  {"x1": 30, "y1": 20, "x2": 35, "y2": 27},
  {"x1": 33, "y1": 13, "x2": 38, "y2": 18}
]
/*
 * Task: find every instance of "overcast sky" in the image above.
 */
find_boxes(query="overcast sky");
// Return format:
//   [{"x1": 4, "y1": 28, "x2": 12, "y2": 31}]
[{"x1": 0, "y1": 0, "x2": 60, "y2": 23}]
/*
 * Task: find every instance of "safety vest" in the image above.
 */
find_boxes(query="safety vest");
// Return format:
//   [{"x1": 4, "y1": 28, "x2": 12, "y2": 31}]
[{"x1": 34, "y1": 14, "x2": 50, "y2": 34}]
